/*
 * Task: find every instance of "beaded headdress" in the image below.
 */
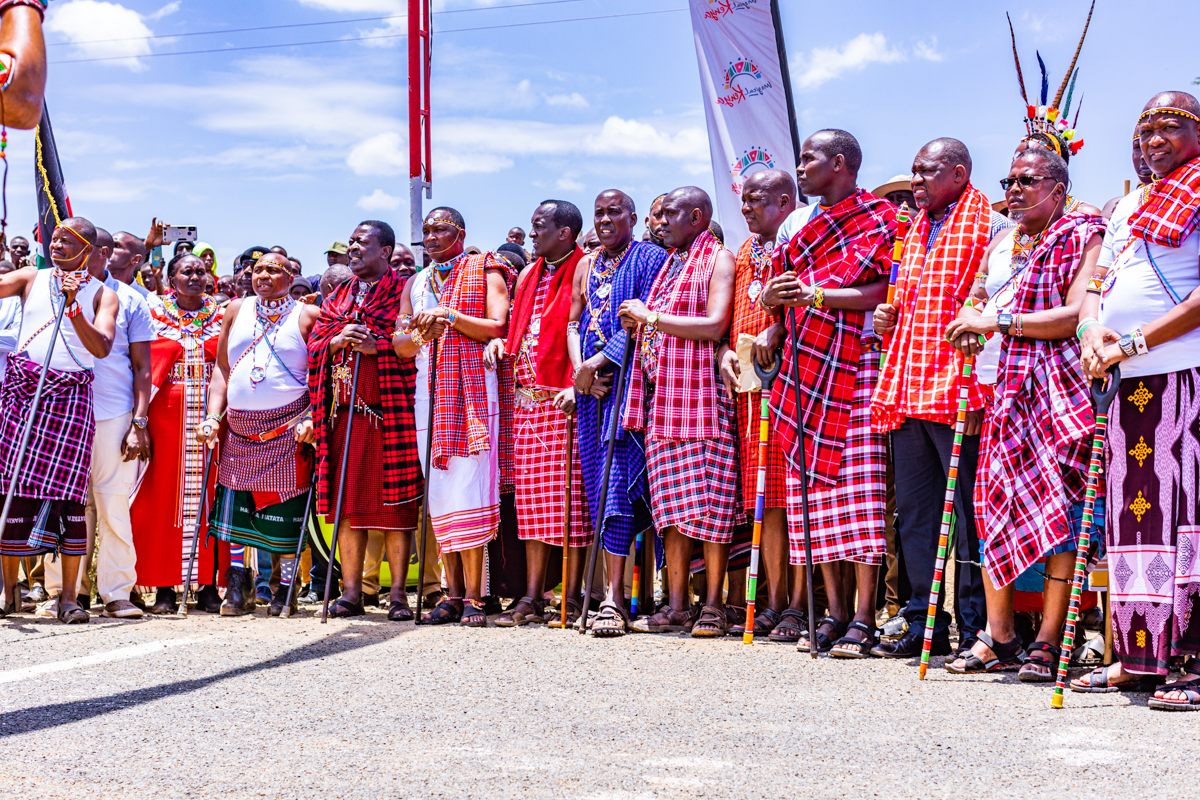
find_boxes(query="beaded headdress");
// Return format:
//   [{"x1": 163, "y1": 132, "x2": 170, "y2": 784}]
[{"x1": 1006, "y1": 1, "x2": 1093, "y2": 158}]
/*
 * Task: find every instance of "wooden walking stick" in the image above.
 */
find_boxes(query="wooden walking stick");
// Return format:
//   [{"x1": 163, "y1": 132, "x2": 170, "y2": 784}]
[
  {"x1": 786, "y1": 306, "x2": 819, "y2": 658},
  {"x1": 321, "y1": 351, "x2": 362, "y2": 623},
  {"x1": 918, "y1": 354, "x2": 976, "y2": 679},
  {"x1": 1052, "y1": 364, "x2": 1120, "y2": 708},
  {"x1": 744, "y1": 349, "x2": 783, "y2": 644},
  {"x1": 279, "y1": 481, "x2": 316, "y2": 620},
  {"x1": 414, "y1": 339, "x2": 438, "y2": 625},
  {"x1": 559, "y1": 411, "x2": 574, "y2": 628},
  {"x1": 879, "y1": 202, "x2": 911, "y2": 372},
  {"x1": 577, "y1": 329, "x2": 635, "y2": 633},
  {"x1": 177, "y1": 444, "x2": 217, "y2": 616}
]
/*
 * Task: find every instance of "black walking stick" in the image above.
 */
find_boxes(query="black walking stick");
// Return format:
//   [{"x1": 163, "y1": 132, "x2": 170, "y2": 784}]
[
  {"x1": 414, "y1": 339, "x2": 439, "y2": 625},
  {"x1": 0, "y1": 287, "x2": 70, "y2": 547},
  {"x1": 321, "y1": 351, "x2": 362, "y2": 623},
  {"x1": 787, "y1": 306, "x2": 818, "y2": 658},
  {"x1": 280, "y1": 480, "x2": 316, "y2": 620},
  {"x1": 577, "y1": 329, "x2": 636, "y2": 633},
  {"x1": 178, "y1": 444, "x2": 217, "y2": 616}
]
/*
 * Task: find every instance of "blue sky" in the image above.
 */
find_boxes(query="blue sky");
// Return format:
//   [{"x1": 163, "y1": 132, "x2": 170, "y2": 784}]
[{"x1": 18, "y1": 0, "x2": 1199, "y2": 276}]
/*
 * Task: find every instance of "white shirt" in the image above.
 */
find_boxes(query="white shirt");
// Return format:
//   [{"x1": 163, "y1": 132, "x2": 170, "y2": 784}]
[
  {"x1": 226, "y1": 297, "x2": 309, "y2": 411},
  {"x1": 18, "y1": 268, "x2": 102, "y2": 372},
  {"x1": 93, "y1": 272, "x2": 155, "y2": 421},
  {"x1": 776, "y1": 203, "x2": 818, "y2": 252},
  {"x1": 1097, "y1": 191, "x2": 1200, "y2": 378},
  {"x1": 976, "y1": 230, "x2": 1018, "y2": 385},
  {"x1": 0, "y1": 294, "x2": 20, "y2": 382}
]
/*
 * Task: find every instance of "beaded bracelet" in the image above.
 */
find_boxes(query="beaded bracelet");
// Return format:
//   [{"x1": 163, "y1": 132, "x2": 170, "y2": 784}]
[
  {"x1": 0, "y1": 0, "x2": 48, "y2": 21},
  {"x1": 446, "y1": 309, "x2": 458, "y2": 329},
  {"x1": 65, "y1": 301, "x2": 81, "y2": 319},
  {"x1": 813, "y1": 287, "x2": 825, "y2": 309},
  {"x1": 962, "y1": 297, "x2": 983, "y2": 312},
  {"x1": 410, "y1": 327, "x2": 425, "y2": 347},
  {"x1": 1132, "y1": 328, "x2": 1149, "y2": 355},
  {"x1": 1014, "y1": 313, "x2": 1023, "y2": 337},
  {"x1": 566, "y1": 322, "x2": 580, "y2": 335}
]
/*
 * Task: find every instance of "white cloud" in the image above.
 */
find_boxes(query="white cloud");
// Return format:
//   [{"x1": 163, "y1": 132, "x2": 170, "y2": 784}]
[
  {"x1": 913, "y1": 38, "x2": 944, "y2": 62},
  {"x1": 556, "y1": 176, "x2": 585, "y2": 192},
  {"x1": 70, "y1": 176, "x2": 149, "y2": 203},
  {"x1": 347, "y1": 131, "x2": 408, "y2": 176},
  {"x1": 294, "y1": 0, "x2": 403, "y2": 11},
  {"x1": 46, "y1": 0, "x2": 155, "y2": 71},
  {"x1": 544, "y1": 92, "x2": 589, "y2": 109},
  {"x1": 793, "y1": 33, "x2": 906, "y2": 89},
  {"x1": 439, "y1": 152, "x2": 514, "y2": 178},
  {"x1": 357, "y1": 189, "x2": 402, "y2": 211},
  {"x1": 146, "y1": 1, "x2": 181, "y2": 21}
]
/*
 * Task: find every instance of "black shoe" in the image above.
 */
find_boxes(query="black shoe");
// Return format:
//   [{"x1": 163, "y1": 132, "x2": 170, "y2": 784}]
[
  {"x1": 870, "y1": 627, "x2": 952, "y2": 659},
  {"x1": 362, "y1": 592, "x2": 380, "y2": 608},
  {"x1": 268, "y1": 584, "x2": 299, "y2": 617},
  {"x1": 128, "y1": 590, "x2": 148, "y2": 611},
  {"x1": 77, "y1": 593, "x2": 92, "y2": 611},
  {"x1": 195, "y1": 584, "x2": 222, "y2": 614},
  {"x1": 149, "y1": 587, "x2": 178, "y2": 615},
  {"x1": 220, "y1": 567, "x2": 256, "y2": 616}
]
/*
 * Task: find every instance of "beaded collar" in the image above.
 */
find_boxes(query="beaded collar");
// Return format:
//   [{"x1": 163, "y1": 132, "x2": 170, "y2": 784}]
[{"x1": 162, "y1": 294, "x2": 218, "y2": 334}]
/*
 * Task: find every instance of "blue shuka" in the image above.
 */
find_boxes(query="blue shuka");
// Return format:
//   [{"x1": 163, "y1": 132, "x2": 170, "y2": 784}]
[{"x1": 576, "y1": 240, "x2": 667, "y2": 557}]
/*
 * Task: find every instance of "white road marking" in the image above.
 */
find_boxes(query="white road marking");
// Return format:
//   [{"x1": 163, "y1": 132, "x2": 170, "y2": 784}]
[{"x1": 0, "y1": 638, "x2": 200, "y2": 685}]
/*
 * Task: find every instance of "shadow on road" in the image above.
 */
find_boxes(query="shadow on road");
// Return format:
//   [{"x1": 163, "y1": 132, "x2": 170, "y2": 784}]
[{"x1": 0, "y1": 625, "x2": 407, "y2": 737}]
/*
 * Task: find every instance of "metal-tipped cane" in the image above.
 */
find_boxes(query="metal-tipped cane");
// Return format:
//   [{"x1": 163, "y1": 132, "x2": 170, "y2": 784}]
[
  {"x1": 919, "y1": 354, "x2": 976, "y2": 679},
  {"x1": 279, "y1": 482, "x2": 316, "y2": 620},
  {"x1": 577, "y1": 329, "x2": 635, "y2": 633},
  {"x1": 559, "y1": 412, "x2": 574, "y2": 628},
  {"x1": 744, "y1": 350, "x2": 783, "y2": 644},
  {"x1": 1052, "y1": 364, "x2": 1120, "y2": 708},
  {"x1": 414, "y1": 339, "x2": 438, "y2": 625},
  {"x1": 787, "y1": 307, "x2": 818, "y2": 658},
  {"x1": 178, "y1": 445, "x2": 217, "y2": 616},
  {"x1": 0, "y1": 289, "x2": 70, "y2": 547},
  {"x1": 321, "y1": 352, "x2": 362, "y2": 623}
]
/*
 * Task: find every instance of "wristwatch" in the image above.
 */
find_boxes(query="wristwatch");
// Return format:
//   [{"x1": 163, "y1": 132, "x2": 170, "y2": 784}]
[
  {"x1": 997, "y1": 313, "x2": 1013, "y2": 336},
  {"x1": 646, "y1": 311, "x2": 661, "y2": 328},
  {"x1": 131, "y1": 416, "x2": 148, "y2": 430},
  {"x1": 1118, "y1": 333, "x2": 1137, "y2": 358}
]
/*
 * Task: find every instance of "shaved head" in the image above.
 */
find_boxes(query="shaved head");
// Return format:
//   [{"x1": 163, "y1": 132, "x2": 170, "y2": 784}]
[
  {"x1": 810, "y1": 129, "x2": 862, "y2": 175},
  {"x1": 660, "y1": 186, "x2": 714, "y2": 250},
  {"x1": 596, "y1": 189, "x2": 635, "y2": 217},
  {"x1": 61, "y1": 216, "x2": 97, "y2": 246},
  {"x1": 744, "y1": 168, "x2": 796, "y2": 200},
  {"x1": 114, "y1": 231, "x2": 147, "y2": 261},
  {"x1": 666, "y1": 186, "x2": 713, "y2": 223},
  {"x1": 1144, "y1": 91, "x2": 1200, "y2": 116},
  {"x1": 919, "y1": 137, "x2": 972, "y2": 178}
]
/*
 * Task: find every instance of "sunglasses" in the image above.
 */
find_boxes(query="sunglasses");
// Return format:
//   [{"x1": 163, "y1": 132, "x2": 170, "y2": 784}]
[{"x1": 999, "y1": 175, "x2": 1056, "y2": 191}]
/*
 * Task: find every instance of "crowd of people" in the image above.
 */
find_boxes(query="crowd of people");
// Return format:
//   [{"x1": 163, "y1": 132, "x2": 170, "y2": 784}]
[{"x1": 0, "y1": 84, "x2": 1197, "y2": 713}]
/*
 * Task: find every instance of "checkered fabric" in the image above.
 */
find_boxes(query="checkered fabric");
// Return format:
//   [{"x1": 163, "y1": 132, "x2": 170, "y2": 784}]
[
  {"x1": 513, "y1": 397, "x2": 593, "y2": 547},
  {"x1": 768, "y1": 189, "x2": 895, "y2": 489},
  {"x1": 0, "y1": 355, "x2": 95, "y2": 504},
  {"x1": 871, "y1": 184, "x2": 994, "y2": 433},
  {"x1": 0, "y1": 497, "x2": 87, "y2": 558},
  {"x1": 1128, "y1": 155, "x2": 1200, "y2": 248},
  {"x1": 218, "y1": 394, "x2": 312, "y2": 501},
  {"x1": 309, "y1": 266, "x2": 421, "y2": 516},
  {"x1": 786, "y1": 342, "x2": 886, "y2": 566},
  {"x1": 978, "y1": 212, "x2": 1108, "y2": 588},
  {"x1": 498, "y1": 360, "x2": 516, "y2": 493},
  {"x1": 646, "y1": 391, "x2": 739, "y2": 544},
  {"x1": 624, "y1": 231, "x2": 724, "y2": 440}
]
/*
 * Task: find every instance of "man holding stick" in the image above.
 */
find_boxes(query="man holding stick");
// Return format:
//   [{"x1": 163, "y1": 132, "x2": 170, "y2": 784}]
[
  {"x1": 309, "y1": 221, "x2": 422, "y2": 620},
  {"x1": 757, "y1": 131, "x2": 896, "y2": 655},
  {"x1": 0, "y1": 217, "x2": 118, "y2": 622},
  {"x1": 621, "y1": 187, "x2": 738, "y2": 637},
  {"x1": 494, "y1": 200, "x2": 592, "y2": 628},
  {"x1": 203, "y1": 252, "x2": 320, "y2": 618}
]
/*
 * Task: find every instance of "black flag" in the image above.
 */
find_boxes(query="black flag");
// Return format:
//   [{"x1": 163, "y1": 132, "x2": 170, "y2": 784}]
[{"x1": 34, "y1": 101, "x2": 71, "y2": 268}]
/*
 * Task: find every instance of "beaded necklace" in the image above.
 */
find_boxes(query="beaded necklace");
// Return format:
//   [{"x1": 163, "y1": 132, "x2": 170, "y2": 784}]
[
  {"x1": 584, "y1": 243, "x2": 629, "y2": 346},
  {"x1": 430, "y1": 253, "x2": 465, "y2": 304},
  {"x1": 746, "y1": 236, "x2": 772, "y2": 302},
  {"x1": 162, "y1": 293, "x2": 218, "y2": 335},
  {"x1": 230, "y1": 295, "x2": 299, "y2": 386},
  {"x1": 17, "y1": 269, "x2": 95, "y2": 369}
]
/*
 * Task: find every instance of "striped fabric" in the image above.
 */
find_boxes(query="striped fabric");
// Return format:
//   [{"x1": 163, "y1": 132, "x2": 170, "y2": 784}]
[
  {"x1": 786, "y1": 340, "x2": 886, "y2": 566},
  {"x1": 0, "y1": 498, "x2": 88, "y2": 558},
  {"x1": 218, "y1": 394, "x2": 313, "y2": 502},
  {"x1": 209, "y1": 487, "x2": 308, "y2": 555}
]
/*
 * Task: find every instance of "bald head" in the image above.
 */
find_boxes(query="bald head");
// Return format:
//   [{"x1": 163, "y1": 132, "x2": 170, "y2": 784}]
[
  {"x1": 744, "y1": 168, "x2": 796, "y2": 199},
  {"x1": 61, "y1": 217, "x2": 97, "y2": 246},
  {"x1": 1144, "y1": 91, "x2": 1200, "y2": 116},
  {"x1": 660, "y1": 186, "x2": 713, "y2": 250},
  {"x1": 1138, "y1": 91, "x2": 1200, "y2": 177},
  {"x1": 596, "y1": 189, "x2": 636, "y2": 217},
  {"x1": 920, "y1": 138, "x2": 972, "y2": 177},
  {"x1": 911, "y1": 138, "x2": 973, "y2": 216}
]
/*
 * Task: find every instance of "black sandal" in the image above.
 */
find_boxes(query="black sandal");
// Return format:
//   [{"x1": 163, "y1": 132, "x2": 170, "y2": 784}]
[
  {"x1": 328, "y1": 598, "x2": 365, "y2": 618},
  {"x1": 387, "y1": 599, "x2": 414, "y2": 622},
  {"x1": 768, "y1": 608, "x2": 807, "y2": 643},
  {"x1": 829, "y1": 621, "x2": 878, "y2": 659},
  {"x1": 946, "y1": 632, "x2": 1024, "y2": 674},
  {"x1": 423, "y1": 598, "x2": 463, "y2": 625},
  {"x1": 1070, "y1": 664, "x2": 1164, "y2": 693},
  {"x1": 730, "y1": 607, "x2": 782, "y2": 637},
  {"x1": 797, "y1": 616, "x2": 848, "y2": 653},
  {"x1": 1149, "y1": 678, "x2": 1200, "y2": 711},
  {"x1": 1018, "y1": 641, "x2": 1060, "y2": 683},
  {"x1": 460, "y1": 599, "x2": 487, "y2": 627}
]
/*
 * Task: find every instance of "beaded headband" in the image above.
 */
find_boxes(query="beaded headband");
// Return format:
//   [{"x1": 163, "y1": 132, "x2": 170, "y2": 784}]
[
  {"x1": 59, "y1": 224, "x2": 92, "y2": 248},
  {"x1": 253, "y1": 255, "x2": 288, "y2": 270},
  {"x1": 1138, "y1": 107, "x2": 1200, "y2": 125},
  {"x1": 427, "y1": 217, "x2": 464, "y2": 233}
]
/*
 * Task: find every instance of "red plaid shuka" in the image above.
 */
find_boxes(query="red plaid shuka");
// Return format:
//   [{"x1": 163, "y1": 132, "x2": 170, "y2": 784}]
[
  {"x1": 513, "y1": 398, "x2": 593, "y2": 548},
  {"x1": 768, "y1": 190, "x2": 896, "y2": 489},
  {"x1": 431, "y1": 251, "x2": 507, "y2": 469},
  {"x1": 871, "y1": 184, "x2": 993, "y2": 433},
  {"x1": 624, "y1": 230, "x2": 724, "y2": 440},
  {"x1": 308, "y1": 267, "x2": 421, "y2": 516},
  {"x1": 1128, "y1": 155, "x2": 1200, "y2": 248},
  {"x1": 732, "y1": 237, "x2": 787, "y2": 509},
  {"x1": 978, "y1": 212, "x2": 1107, "y2": 587}
]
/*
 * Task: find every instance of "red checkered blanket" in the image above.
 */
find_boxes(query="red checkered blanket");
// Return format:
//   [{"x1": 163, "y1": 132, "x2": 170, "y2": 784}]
[{"x1": 1128, "y1": 155, "x2": 1200, "y2": 248}]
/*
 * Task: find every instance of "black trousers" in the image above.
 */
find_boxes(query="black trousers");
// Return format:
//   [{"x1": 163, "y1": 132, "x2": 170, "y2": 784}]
[{"x1": 891, "y1": 417, "x2": 985, "y2": 640}]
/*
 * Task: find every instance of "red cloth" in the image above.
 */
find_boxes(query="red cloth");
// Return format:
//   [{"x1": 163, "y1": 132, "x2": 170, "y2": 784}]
[
  {"x1": 513, "y1": 397, "x2": 593, "y2": 548},
  {"x1": 1128, "y1": 155, "x2": 1200, "y2": 247},
  {"x1": 308, "y1": 268, "x2": 421, "y2": 516},
  {"x1": 624, "y1": 231, "x2": 724, "y2": 440},
  {"x1": 871, "y1": 184, "x2": 994, "y2": 433},
  {"x1": 768, "y1": 189, "x2": 895, "y2": 488},
  {"x1": 506, "y1": 246, "x2": 584, "y2": 391}
]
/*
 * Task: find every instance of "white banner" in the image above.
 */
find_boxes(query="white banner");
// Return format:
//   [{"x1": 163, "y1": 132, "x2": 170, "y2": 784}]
[{"x1": 689, "y1": 0, "x2": 797, "y2": 253}]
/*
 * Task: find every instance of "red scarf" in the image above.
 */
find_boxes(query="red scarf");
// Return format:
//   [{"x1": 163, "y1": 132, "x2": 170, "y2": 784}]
[
  {"x1": 505, "y1": 246, "x2": 583, "y2": 391},
  {"x1": 1128, "y1": 155, "x2": 1200, "y2": 248}
]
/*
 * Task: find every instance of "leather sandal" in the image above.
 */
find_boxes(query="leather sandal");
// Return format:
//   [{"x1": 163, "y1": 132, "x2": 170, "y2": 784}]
[
  {"x1": 328, "y1": 598, "x2": 365, "y2": 618},
  {"x1": 690, "y1": 605, "x2": 728, "y2": 638},
  {"x1": 1018, "y1": 641, "x2": 1060, "y2": 682},
  {"x1": 730, "y1": 606, "x2": 782, "y2": 637},
  {"x1": 591, "y1": 599, "x2": 629, "y2": 637},
  {"x1": 495, "y1": 596, "x2": 545, "y2": 628},
  {"x1": 631, "y1": 604, "x2": 690, "y2": 633},
  {"x1": 829, "y1": 621, "x2": 879, "y2": 659},
  {"x1": 797, "y1": 616, "x2": 848, "y2": 653},
  {"x1": 547, "y1": 597, "x2": 582, "y2": 629},
  {"x1": 946, "y1": 632, "x2": 1024, "y2": 674},
  {"x1": 459, "y1": 599, "x2": 487, "y2": 627},
  {"x1": 387, "y1": 599, "x2": 414, "y2": 622},
  {"x1": 768, "y1": 608, "x2": 807, "y2": 642},
  {"x1": 423, "y1": 598, "x2": 463, "y2": 625}
]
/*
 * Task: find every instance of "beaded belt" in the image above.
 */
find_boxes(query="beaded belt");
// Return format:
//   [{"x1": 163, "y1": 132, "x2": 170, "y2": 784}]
[
  {"x1": 168, "y1": 362, "x2": 214, "y2": 383},
  {"x1": 515, "y1": 386, "x2": 554, "y2": 409},
  {"x1": 233, "y1": 406, "x2": 312, "y2": 443}
]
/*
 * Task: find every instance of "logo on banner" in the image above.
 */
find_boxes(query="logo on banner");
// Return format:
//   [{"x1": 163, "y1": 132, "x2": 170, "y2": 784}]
[
  {"x1": 704, "y1": 0, "x2": 761, "y2": 21},
  {"x1": 730, "y1": 146, "x2": 775, "y2": 194},
  {"x1": 718, "y1": 57, "x2": 773, "y2": 107}
]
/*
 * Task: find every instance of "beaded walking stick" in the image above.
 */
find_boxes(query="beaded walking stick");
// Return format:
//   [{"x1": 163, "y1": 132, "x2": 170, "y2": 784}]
[
  {"x1": 1051, "y1": 365, "x2": 1120, "y2": 708},
  {"x1": 918, "y1": 354, "x2": 975, "y2": 679},
  {"x1": 743, "y1": 350, "x2": 783, "y2": 644},
  {"x1": 879, "y1": 203, "x2": 910, "y2": 372},
  {"x1": 559, "y1": 413, "x2": 574, "y2": 628},
  {"x1": 630, "y1": 529, "x2": 644, "y2": 617}
]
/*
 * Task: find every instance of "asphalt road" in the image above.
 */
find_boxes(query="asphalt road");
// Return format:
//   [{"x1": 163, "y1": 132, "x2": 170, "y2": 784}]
[{"x1": 0, "y1": 606, "x2": 1193, "y2": 799}]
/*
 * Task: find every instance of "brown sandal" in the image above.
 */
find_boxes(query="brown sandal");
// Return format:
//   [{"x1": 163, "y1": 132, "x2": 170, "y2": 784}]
[
  {"x1": 631, "y1": 604, "x2": 690, "y2": 633},
  {"x1": 591, "y1": 599, "x2": 629, "y2": 637},
  {"x1": 691, "y1": 605, "x2": 728, "y2": 638},
  {"x1": 547, "y1": 596, "x2": 582, "y2": 629},
  {"x1": 495, "y1": 596, "x2": 545, "y2": 627}
]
